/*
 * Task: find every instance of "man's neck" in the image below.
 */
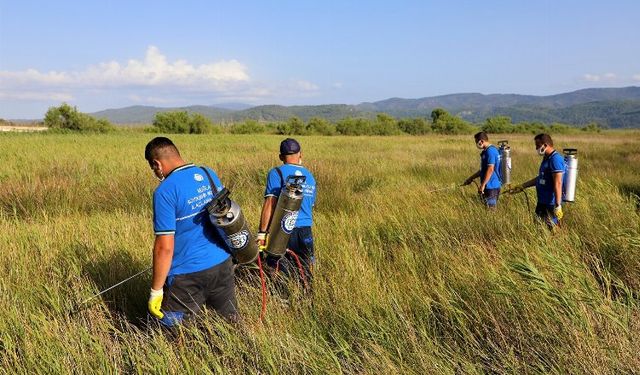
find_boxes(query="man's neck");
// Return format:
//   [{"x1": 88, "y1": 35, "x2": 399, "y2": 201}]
[{"x1": 164, "y1": 158, "x2": 188, "y2": 175}]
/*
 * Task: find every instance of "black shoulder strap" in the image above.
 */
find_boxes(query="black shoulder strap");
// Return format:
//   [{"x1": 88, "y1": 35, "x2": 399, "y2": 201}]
[
  {"x1": 200, "y1": 166, "x2": 219, "y2": 194},
  {"x1": 275, "y1": 166, "x2": 285, "y2": 187}
]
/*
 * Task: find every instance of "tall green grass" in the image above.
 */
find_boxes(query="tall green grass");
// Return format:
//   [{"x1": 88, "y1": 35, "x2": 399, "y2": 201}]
[{"x1": 1, "y1": 132, "x2": 639, "y2": 374}]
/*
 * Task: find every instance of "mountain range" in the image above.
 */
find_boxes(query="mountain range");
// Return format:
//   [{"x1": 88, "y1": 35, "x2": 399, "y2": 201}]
[{"x1": 91, "y1": 86, "x2": 640, "y2": 128}]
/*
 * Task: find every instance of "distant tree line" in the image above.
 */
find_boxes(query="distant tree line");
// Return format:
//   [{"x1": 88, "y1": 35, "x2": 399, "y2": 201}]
[
  {"x1": 41, "y1": 104, "x2": 605, "y2": 135},
  {"x1": 146, "y1": 109, "x2": 477, "y2": 135}
]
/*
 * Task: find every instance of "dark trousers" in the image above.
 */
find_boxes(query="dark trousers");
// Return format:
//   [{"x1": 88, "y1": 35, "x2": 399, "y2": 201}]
[
  {"x1": 266, "y1": 226, "x2": 314, "y2": 292},
  {"x1": 161, "y1": 257, "x2": 237, "y2": 326},
  {"x1": 535, "y1": 203, "x2": 559, "y2": 229},
  {"x1": 482, "y1": 188, "x2": 500, "y2": 208}
]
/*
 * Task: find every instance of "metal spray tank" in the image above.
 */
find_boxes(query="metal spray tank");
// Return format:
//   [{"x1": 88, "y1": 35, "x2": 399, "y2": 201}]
[
  {"x1": 265, "y1": 175, "x2": 306, "y2": 257},
  {"x1": 206, "y1": 188, "x2": 259, "y2": 264},
  {"x1": 497, "y1": 140, "x2": 512, "y2": 187},
  {"x1": 562, "y1": 148, "x2": 578, "y2": 202}
]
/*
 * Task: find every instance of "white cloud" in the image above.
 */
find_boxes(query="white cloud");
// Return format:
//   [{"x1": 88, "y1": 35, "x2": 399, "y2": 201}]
[
  {"x1": 0, "y1": 46, "x2": 321, "y2": 116},
  {"x1": 633, "y1": 74, "x2": 640, "y2": 82},
  {"x1": 583, "y1": 73, "x2": 601, "y2": 82},
  {"x1": 294, "y1": 80, "x2": 319, "y2": 91},
  {"x1": 0, "y1": 46, "x2": 321, "y2": 110},
  {"x1": 0, "y1": 46, "x2": 249, "y2": 90},
  {"x1": 583, "y1": 72, "x2": 617, "y2": 83},
  {"x1": 127, "y1": 94, "x2": 176, "y2": 104},
  {"x1": 0, "y1": 91, "x2": 74, "y2": 101}
]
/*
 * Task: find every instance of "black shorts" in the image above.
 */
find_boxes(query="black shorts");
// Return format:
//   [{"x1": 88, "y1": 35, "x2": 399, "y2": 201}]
[{"x1": 161, "y1": 257, "x2": 237, "y2": 324}]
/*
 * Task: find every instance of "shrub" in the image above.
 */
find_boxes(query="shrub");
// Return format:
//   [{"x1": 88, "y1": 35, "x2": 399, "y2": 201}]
[
  {"x1": 398, "y1": 118, "x2": 430, "y2": 135},
  {"x1": 336, "y1": 117, "x2": 373, "y2": 135},
  {"x1": 276, "y1": 117, "x2": 307, "y2": 135},
  {"x1": 306, "y1": 117, "x2": 336, "y2": 135},
  {"x1": 431, "y1": 109, "x2": 475, "y2": 134},
  {"x1": 371, "y1": 113, "x2": 402, "y2": 135},
  {"x1": 229, "y1": 119, "x2": 267, "y2": 134},
  {"x1": 151, "y1": 111, "x2": 216, "y2": 134},
  {"x1": 582, "y1": 122, "x2": 603, "y2": 133},
  {"x1": 44, "y1": 103, "x2": 114, "y2": 133},
  {"x1": 482, "y1": 116, "x2": 514, "y2": 133}
]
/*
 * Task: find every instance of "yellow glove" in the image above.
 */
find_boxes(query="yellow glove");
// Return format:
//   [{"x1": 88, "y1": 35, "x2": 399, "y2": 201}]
[
  {"x1": 256, "y1": 232, "x2": 268, "y2": 252},
  {"x1": 554, "y1": 205, "x2": 564, "y2": 220},
  {"x1": 509, "y1": 184, "x2": 524, "y2": 194},
  {"x1": 148, "y1": 288, "x2": 164, "y2": 319}
]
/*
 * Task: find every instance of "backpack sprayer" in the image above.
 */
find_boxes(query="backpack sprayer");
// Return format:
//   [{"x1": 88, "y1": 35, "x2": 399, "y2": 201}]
[
  {"x1": 206, "y1": 187, "x2": 259, "y2": 264},
  {"x1": 562, "y1": 148, "x2": 578, "y2": 202},
  {"x1": 498, "y1": 140, "x2": 512, "y2": 188},
  {"x1": 199, "y1": 167, "x2": 259, "y2": 264},
  {"x1": 265, "y1": 175, "x2": 306, "y2": 257}
]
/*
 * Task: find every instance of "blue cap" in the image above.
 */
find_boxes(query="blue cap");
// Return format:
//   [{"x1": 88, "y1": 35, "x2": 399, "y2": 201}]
[{"x1": 279, "y1": 138, "x2": 301, "y2": 155}]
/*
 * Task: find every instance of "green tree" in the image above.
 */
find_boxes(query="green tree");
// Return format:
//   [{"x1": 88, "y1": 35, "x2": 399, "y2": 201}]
[
  {"x1": 277, "y1": 117, "x2": 306, "y2": 135},
  {"x1": 336, "y1": 117, "x2": 373, "y2": 135},
  {"x1": 371, "y1": 113, "x2": 401, "y2": 135},
  {"x1": 306, "y1": 117, "x2": 336, "y2": 135},
  {"x1": 431, "y1": 109, "x2": 474, "y2": 134},
  {"x1": 398, "y1": 118, "x2": 430, "y2": 135},
  {"x1": 430, "y1": 108, "x2": 448, "y2": 123},
  {"x1": 152, "y1": 111, "x2": 190, "y2": 133},
  {"x1": 482, "y1": 116, "x2": 513, "y2": 133},
  {"x1": 229, "y1": 119, "x2": 266, "y2": 134},
  {"x1": 582, "y1": 122, "x2": 602, "y2": 133},
  {"x1": 44, "y1": 103, "x2": 114, "y2": 132},
  {"x1": 152, "y1": 111, "x2": 215, "y2": 134}
]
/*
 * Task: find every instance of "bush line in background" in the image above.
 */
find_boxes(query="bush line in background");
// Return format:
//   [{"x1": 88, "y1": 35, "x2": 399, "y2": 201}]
[{"x1": 41, "y1": 103, "x2": 606, "y2": 135}]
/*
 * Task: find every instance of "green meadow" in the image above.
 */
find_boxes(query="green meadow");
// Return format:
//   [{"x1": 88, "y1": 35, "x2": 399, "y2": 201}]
[{"x1": 1, "y1": 131, "x2": 639, "y2": 374}]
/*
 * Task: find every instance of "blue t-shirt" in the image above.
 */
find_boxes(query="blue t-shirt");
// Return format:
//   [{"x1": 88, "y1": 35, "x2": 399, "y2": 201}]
[
  {"x1": 536, "y1": 151, "x2": 566, "y2": 206},
  {"x1": 264, "y1": 164, "x2": 316, "y2": 228},
  {"x1": 153, "y1": 163, "x2": 230, "y2": 276},
  {"x1": 481, "y1": 145, "x2": 502, "y2": 189}
]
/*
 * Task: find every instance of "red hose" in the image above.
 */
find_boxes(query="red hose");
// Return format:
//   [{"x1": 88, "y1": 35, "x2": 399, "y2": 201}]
[
  {"x1": 286, "y1": 249, "x2": 309, "y2": 291},
  {"x1": 256, "y1": 254, "x2": 267, "y2": 322}
]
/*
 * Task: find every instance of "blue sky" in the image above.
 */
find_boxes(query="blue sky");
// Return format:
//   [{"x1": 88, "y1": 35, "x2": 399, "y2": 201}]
[{"x1": 1, "y1": 0, "x2": 639, "y2": 118}]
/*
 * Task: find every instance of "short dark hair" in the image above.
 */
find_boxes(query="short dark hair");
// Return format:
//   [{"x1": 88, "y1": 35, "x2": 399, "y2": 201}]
[
  {"x1": 145, "y1": 137, "x2": 180, "y2": 162},
  {"x1": 534, "y1": 133, "x2": 553, "y2": 146},
  {"x1": 474, "y1": 131, "x2": 489, "y2": 142}
]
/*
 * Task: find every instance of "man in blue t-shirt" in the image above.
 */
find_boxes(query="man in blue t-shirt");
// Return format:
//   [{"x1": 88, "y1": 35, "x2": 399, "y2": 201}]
[
  {"x1": 463, "y1": 132, "x2": 502, "y2": 208},
  {"x1": 257, "y1": 138, "x2": 317, "y2": 289},
  {"x1": 510, "y1": 133, "x2": 566, "y2": 228},
  {"x1": 145, "y1": 137, "x2": 237, "y2": 326}
]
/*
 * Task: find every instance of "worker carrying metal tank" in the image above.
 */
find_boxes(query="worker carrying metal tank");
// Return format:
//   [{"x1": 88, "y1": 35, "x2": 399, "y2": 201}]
[
  {"x1": 509, "y1": 133, "x2": 573, "y2": 229},
  {"x1": 144, "y1": 137, "x2": 239, "y2": 327},
  {"x1": 257, "y1": 138, "x2": 317, "y2": 293},
  {"x1": 462, "y1": 132, "x2": 503, "y2": 208}
]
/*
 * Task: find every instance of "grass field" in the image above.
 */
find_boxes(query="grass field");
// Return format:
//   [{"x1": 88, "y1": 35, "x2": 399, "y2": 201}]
[{"x1": 1, "y1": 131, "x2": 639, "y2": 374}]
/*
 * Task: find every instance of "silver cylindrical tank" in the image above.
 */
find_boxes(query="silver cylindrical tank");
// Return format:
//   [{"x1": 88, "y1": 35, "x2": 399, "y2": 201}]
[
  {"x1": 563, "y1": 148, "x2": 578, "y2": 202},
  {"x1": 207, "y1": 188, "x2": 259, "y2": 264},
  {"x1": 498, "y1": 140, "x2": 512, "y2": 187},
  {"x1": 265, "y1": 176, "x2": 306, "y2": 257}
]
